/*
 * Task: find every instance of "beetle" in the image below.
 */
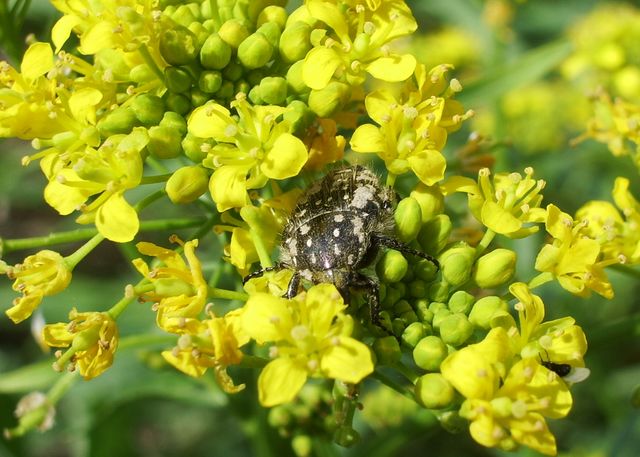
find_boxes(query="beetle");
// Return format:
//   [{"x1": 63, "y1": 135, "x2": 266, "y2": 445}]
[{"x1": 244, "y1": 165, "x2": 439, "y2": 325}]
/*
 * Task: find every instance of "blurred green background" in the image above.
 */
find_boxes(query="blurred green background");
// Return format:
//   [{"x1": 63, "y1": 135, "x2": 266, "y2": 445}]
[{"x1": 1, "y1": 0, "x2": 639, "y2": 456}]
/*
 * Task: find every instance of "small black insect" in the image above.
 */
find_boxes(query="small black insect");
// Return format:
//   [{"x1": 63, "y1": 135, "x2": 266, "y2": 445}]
[
  {"x1": 538, "y1": 353, "x2": 590, "y2": 383},
  {"x1": 540, "y1": 360, "x2": 572, "y2": 377},
  {"x1": 244, "y1": 165, "x2": 439, "y2": 325}
]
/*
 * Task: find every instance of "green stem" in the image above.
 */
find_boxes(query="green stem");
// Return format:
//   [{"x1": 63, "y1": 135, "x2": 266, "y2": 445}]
[
  {"x1": 138, "y1": 44, "x2": 165, "y2": 81},
  {"x1": 371, "y1": 370, "x2": 416, "y2": 402},
  {"x1": 1, "y1": 218, "x2": 206, "y2": 253},
  {"x1": 47, "y1": 371, "x2": 77, "y2": 404},
  {"x1": 64, "y1": 234, "x2": 104, "y2": 270},
  {"x1": 392, "y1": 361, "x2": 419, "y2": 384},
  {"x1": 386, "y1": 172, "x2": 397, "y2": 188},
  {"x1": 609, "y1": 263, "x2": 640, "y2": 280},
  {"x1": 107, "y1": 282, "x2": 154, "y2": 320},
  {"x1": 140, "y1": 173, "x2": 173, "y2": 185},
  {"x1": 209, "y1": 287, "x2": 248, "y2": 301},
  {"x1": 118, "y1": 333, "x2": 177, "y2": 350},
  {"x1": 527, "y1": 272, "x2": 554, "y2": 290},
  {"x1": 250, "y1": 230, "x2": 273, "y2": 268},
  {"x1": 475, "y1": 228, "x2": 496, "y2": 257},
  {"x1": 135, "y1": 189, "x2": 166, "y2": 211}
]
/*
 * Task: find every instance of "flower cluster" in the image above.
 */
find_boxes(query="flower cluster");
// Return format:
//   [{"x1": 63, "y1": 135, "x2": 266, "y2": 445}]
[{"x1": 0, "y1": 1, "x2": 636, "y2": 456}]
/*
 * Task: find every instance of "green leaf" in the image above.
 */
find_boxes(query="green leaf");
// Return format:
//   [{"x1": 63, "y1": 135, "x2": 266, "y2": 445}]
[{"x1": 458, "y1": 40, "x2": 573, "y2": 107}]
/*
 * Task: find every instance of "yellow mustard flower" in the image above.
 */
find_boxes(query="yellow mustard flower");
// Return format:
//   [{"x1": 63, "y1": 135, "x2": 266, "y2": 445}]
[
  {"x1": 443, "y1": 167, "x2": 547, "y2": 238},
  {"x1": 576, "y1": 177, "x2": 640, "y2": 265},
  {"x1": 535, "y1": 204, "x2": 614, "y2": 298},
  {"x1": 43, "y1": 308, "x2": 118, "y2": 380},
  {"x1": 162, "y1": 312, "x2": 246, "y2": 394},
  {"x1": 303, "y1": 118, "x2": 346, "y2": 170},
  {"x1": 441, "y1": 328, "x2": 572, "y2": 456},
  {"x1": 241, "y1": 283, "x2": 374, "y2": 407},
  {"x1": 189, "y1": 96, "x2": 308, "y2": 212},
  {"x1": 43, "y1": 128, "x2": 147, "y2": 243},
  {"x1": 133, "y1": 239, "x2": 208, "y2": 334},
  {"x1": 302, "y1": 0, "x2": 417, "y2": 89},
  {"x1": 351, "y1": 64, "x2": 469, "y2": 184},
  {"x1": 2, "y1": 250, "x2": 72, "y2": 324}
]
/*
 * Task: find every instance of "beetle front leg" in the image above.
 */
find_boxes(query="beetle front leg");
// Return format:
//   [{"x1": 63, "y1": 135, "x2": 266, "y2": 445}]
[{"x1": 372, "y1": 234, "x2": 440, "y2": 270}]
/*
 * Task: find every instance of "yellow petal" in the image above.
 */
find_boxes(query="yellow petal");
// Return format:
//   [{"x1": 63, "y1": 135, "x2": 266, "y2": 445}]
[
  {"x1": 258, "y1": 358, "x2": 307, "y2": 406},
  {"x1": 320, "y1": 337, "x2": 373, "y2": 383},
  {"x1": 21, "y1": 42, "x2": 53, "y2": 80},
  {"x1": 481, "y1": 201, "x2": 522, "y2": 234},
  {"x1": 95, "y1": 193, "x2": 139, "y2": 242},
  {"x1": 350, "y1": 124, "x2": 385, "y2": 153},
  {"x1": 242, "y1": 293, "x2": 292, "y2": 344},
  {"x1": 69, "y1": 87, "x2": 103, "y2": 124},
  {"x1": 188, "y1": 102, "x2": 234, "y2": 139},
  {"x1": 209, "y1": 165, "x2": 251, "y2": 212},
  {"x1": 52, "y1": 15, "x2": 82, "y2": 52},
  {"x1": 366, "y1": 54, "x2": 416, "y2": 82},
  {"x1": 78, "y1": 21, "x2": 116, "y2": 55},
  {"x1": 303, "y1": 47, "x2": 341, "y2": 90},
  {"x1": 408, "y1": 150, "x2": 447, "y2": 185},
  {"x1": 262, "y1": 133, "x2": 308, "y2": 179}
]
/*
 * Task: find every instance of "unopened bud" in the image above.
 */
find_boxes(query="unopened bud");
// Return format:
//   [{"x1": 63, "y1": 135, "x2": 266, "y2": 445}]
[
  {"x1": 448, "y1": 291, "x2": 474, "y2": 314},
  {"x1": 413, "y1": 299, "x2": 433, "y2": 323},
  {"x1": 395, "y1": 197, "x2": 422, "y2": 242},
  {"x1": 256, "y1": 22, "x2": 281, "y2": 48},
  {"x1": 166, "y1": 166, "x2": 209, "y2": 204},
  {"x1": 308, "y1": 81, "x2": 350, "y2": 117},
  {"x1": 131, "y1": 94, "x2": 165, "y2": 127},
  {"x1": 164, "y1": 92, "x2": 191, "y2": 115},
  {"x1": 431, "y1": 308, "x2": 451, "y2": 332},
  {"x1": 286, "y1": 60, "x2": 309, "y2": 95},
  {"x1": 129, "y1": 63, "x2": 155, "y2": 83},
  {"x1": 438, "y1": 313, "x2": 473, "y2": 347},
  {"x1": 468, "y1": 296, "x2": 508, "y2": 329},
  {"x1": 292, "y1": 434, "x2": 312, "y2": 457},
  {"x1": 473, "y1": 248, "x2": 517, "y2": 289},
  {"x1": 200, "y1": 33, "x2": 232, "y2": 70},
  {"x1": 279, "y1": 21, "x2": 312, "y2": 63},
  {"x1": 259, "y1": 76, "x2": 288, "y2": 105},
  {"x1": 377, "y1": 250, "x2": 408, "y2": 283},
  {"x1": 218, "y1": 19, "x2": 249, "y2": 49},
  {"x1": 283, "y1": 100, "x2": 315, "y2": 134},
  {"x1": 372, "y1": 335, "x2": 401, "y2": 365},
  {"x1": 199, "y1": 71, "x2": 223, "y2": 94},
  {"x1": 159, "y1": 26, "x2": 198, "y2": 65},
  {"x1": 415, "y1": 373, "x2": 455, "y2": 409},
  {"x1": 439, "y1": 243, "x2": 475, "y2": 287},
  {"x1": 238, "y1": 32, "x2": 274, "y2": 69},
  {"x1": 160, "y1": 111, "x2": 188, "y2": 135},
  {"x1": 413, "y1": 335, "x2": 447, "y2": 371},
  {"x1": 428, "y1": 281, "x2": 449, "y2": 303},
  {"x1": 147, "y1": 125, "x2": 183, "y2": 159},
  {"x1": 97, "y1": 106, "x2": 137, "y2": 136},
  {"x1": 164, "y1": 66, "x2": 192, "y2": 93},
  {"x1": 413, "y1": 258, "x2": 438, "y2": 282},
  {"x1": 402, "y1": 322, "x2": 427, "y2": 348},
  {"x1": 410, "y1": 183, "x2": 445, "y2": 222},
  {"x1": 417, "y1": 214, "x2": 452, "y2": 255},
  {"x1": 258, "y1": 6, "x2": 288, "y2": 29}
]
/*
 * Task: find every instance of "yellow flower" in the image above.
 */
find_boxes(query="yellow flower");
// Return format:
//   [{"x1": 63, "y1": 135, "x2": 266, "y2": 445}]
[
  {"x1": 443, "y1": 167, "x2": 547, "y2": 238},
  {"x1": 302, "y1": 0, "x2": 417, "y2": 89},
  {"x1": 2, "y1": 250, "x2": 72, "y2": 323},
  {"x1": 302, "y1": 118, "x2": 346, "y2": 170},
  {"x1": 351, "y1": 64, "x2": 470, "y2": 184},
  {"x1": 44, "y1": 128, "x2": 147, "y2": 242},
  {"x1": 189, "y1": 96, "x2": 308, "y2": 212},
  {"x1": 133, "y1": 239, "x2": 208, "y2": 334},
  {"x1": 576, "y1": 177, "x2": 640, "y2": 265},
  {"x1": 43, "y1": 308, "x2": 118, "y2": 380},
  {"x1": 162, "y1": 312, "x2": 246, "y2": 394},
  {"x1": 241, "y1": 283, "x2": 374, "y2": 406},
  {"x1": 535, "y1": 204, "x2": 614, "y2": 298}
]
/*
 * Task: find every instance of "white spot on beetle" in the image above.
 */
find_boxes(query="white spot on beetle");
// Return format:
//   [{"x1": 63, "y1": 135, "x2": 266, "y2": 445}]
[{"x1": 333, "y1": 228, "x2": 340, "y2": 237}]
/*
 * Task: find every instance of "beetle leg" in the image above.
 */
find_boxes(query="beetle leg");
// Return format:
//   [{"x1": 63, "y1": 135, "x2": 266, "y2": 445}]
[
  {"x1": 372, "y1": 234, "x2": 440, "y2": 270},
  {"x1": 285, "y1": 272, "x2": 301, "y2": 299},
  {"x1": 242, "y1": 263, "x2": 284, "y2": 285},
  {"x1": 348, "y1": 272, "x2": 383, "y2": 327}
]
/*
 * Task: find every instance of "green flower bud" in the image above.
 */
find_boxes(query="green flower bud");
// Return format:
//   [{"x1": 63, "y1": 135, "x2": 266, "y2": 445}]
[
  {"x1": 308, "y1": 81, "x2": 349, "y2": 117},
  {"x1": 413, "y1": 299, "x2": 433, "y2": 323},
  {"x1": 468, "y1": 296, "x2": 508, "y2": 329},
  {"x1": 417, "y1": 214, "x2": 452, "y2": 255},
  {"x1": 428, "y1": 281, "x2": 449, "y2": 302},
  {"x1": 291, "y1": 435, "x2": 312, "y2": 457},
  {"x1": 171, "y1": 5, "x2": 199, "y2": 27},
  {"x1": 408, "y1": 279, "x2": 427, "y2": 298},
  {"x1": 401, "y1": 322, "x2": 426, "y2": 348},
  {"x1": 435, "y1": 411, "x2": 467, "y2": 434},
  {"x1": 393, "y1": 299, "x2": 412, "y2": 315},
  {"x1": 473, "y1": 248, "x2": 517, "y2": 289},
  {"x1": 283, "y1": 100, "x2": 316, "y2": 134},
  {"x1": 286, "y1": 60, "x2": 309, "y2": 95},
  {"x1": 438, "y1": 313, "x2": 473, "y2": 347},
  {"x1": 258, "y1": 6, "x2": 288, "y2": 29},
  {"x1": 428, "y1": 301, "x2": 448, "y2": 314},
  {"x1": 391, "y1": 318, "x2": 406, "y2": 337},
  {"x1": 394, "y1": 197, "x2": 422, "y2": 243},
  {"x1": 188, "y1": 22, "x2": 210, "y2": 47},
  {"x1": 164, "y1": 92, "x2": 191, "y2": 115},
  {"x1": 97, "y1": 107, "x2": 137, "y2": 136},
  {"x1": 259, "y1": 76, "x2": 287, "y2": 104},
  {"x1": 267, "y1": 405, "x2": 291, "y2": 428},
  {"x1": 166, "y1": 166, "x2": 209, "y2": 204},
  {"x1": 376, "y1": 250, "x2": 408, "y2": 283},
  {"x1": 147, "y1": 125, "x2": 183, "y2": 159},
  {"x1": 159, "y1": 26, "x2": 199, "y2": 65},
  {"x1": 448, "y1": 291, "x2": 474, "y2": 315},
  {"x1": 198, "y1": 70, "x2": 223, "y2": 93},
  {"x1": 218, "y1": 19, "x2": 249, "y2": 49},
  {"x1": 131, "y1": 94, "x2": 165, "y2": 127},
  {"x1": 222, "y1": 60, "x2": 244, "y2": 82},
  {"x1": 164, "y1": 66, "x2": 193, "y2": 93},
  {"x1": 235, "y1": 80, "x2": 251, "y2": 97},
  {"x1": 439, "y1": 243, "x2": 475, "y2": 287},
  {"x1": 200, "y1": 33, "x2": 232, "y2": 70},
  {"x1": 238, "y1": 32, "x2": 274, "y2": 69},
  {"x1": 217, "y1": 80, "x2": 235, "y2": 100},
  {"x1": 382, "y1": 283, "x2": 403, "y2": 308},
  {"x1": 413, "y1": 259, "x2": 438, "y2": 282},
  {"x1": 159, "y1": 112, "x2": 187, "y2": 135},
  {"x1": 256, "y1": 22, "x2": 282, "y2": 48},
  {"x1": 431, "y1": 308, "x2": 451, "y2": 332},
  {"x1": 279, "y1": 21, "x2": 312, "y2": 63},
  {"x1": 182, "y1": 133, "x2": 210, "y2": 163},
  {"x1": 372, "y1": 335, "x2": 401, "y2": 365},
  {"x1": 248, "y1": 85, "x2": 264, "y2": 104},
  {"x1": 190, "y1": 88, "x2": 209, "y2": 108},
  {"x1": 413, "y1": 335, "x2": 447, "y2": 371},
  {"x1": 129, "y1": 63, "x2": 155, "y2": 83},
  {"x1": 410, "y1": 183, "x2": 445, "y2": 222},
  {"x1": 415, "y1": 373, "x2": 455, "y2": 409}
]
